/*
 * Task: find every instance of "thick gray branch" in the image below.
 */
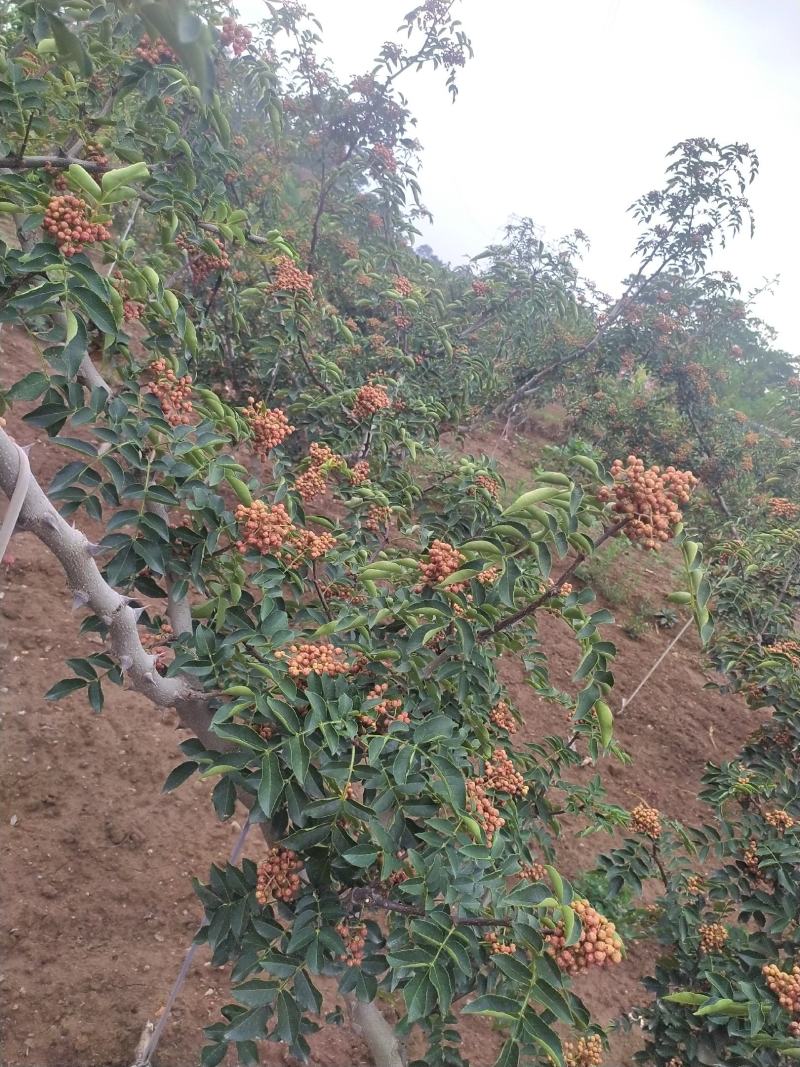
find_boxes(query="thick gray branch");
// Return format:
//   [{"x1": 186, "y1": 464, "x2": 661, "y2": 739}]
[
  {"x1": 0, "y1": 426, "x2": 199, "y2": 712},
  {"x1": 350, "y1": 1000, "x2": 405, "y2": 1067}
]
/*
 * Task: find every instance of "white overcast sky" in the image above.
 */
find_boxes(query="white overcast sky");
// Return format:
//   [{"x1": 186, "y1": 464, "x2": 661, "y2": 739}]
[{"x1": 238, "y1": 0, "x2": 800, "y2": 354}]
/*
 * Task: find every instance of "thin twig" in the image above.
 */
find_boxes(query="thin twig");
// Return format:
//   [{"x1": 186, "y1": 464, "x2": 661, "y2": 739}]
[{"x1": 137, "y1": 819, "x2": 253, "y2": 1067}]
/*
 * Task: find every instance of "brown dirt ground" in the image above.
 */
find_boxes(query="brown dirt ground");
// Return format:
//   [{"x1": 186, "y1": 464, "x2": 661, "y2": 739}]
[{"x1": 0, "y1": 329, "x2": 766, "y2": 1067}]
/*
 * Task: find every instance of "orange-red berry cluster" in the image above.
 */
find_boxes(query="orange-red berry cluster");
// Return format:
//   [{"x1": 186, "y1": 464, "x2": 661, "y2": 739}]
[
  {"x1": 743, "y1": 839, "x2": 760, "y2": 877},
  {"x1": 698, "y1": 922, "x2": 728, "y2": 954},
  {"x1": 275, "y1": 642, "x2": 352, "y2": 679},
  {"x1": 417, "y1": 539, "x2": 465, "y2": 587},
  {"x1": 336, "y1": 921, "x2": 368, "y2": 966},
  {"x1": 685, "y1": 875, "x2": 704, "y2": 896},
  {"x1": 352, "y1": 383, "x2": 392, "y2": 421},
  {"x1": 221, "y1": 16, "x2": 252, "y2": 55},
  {"x1": 242, "y1": 398, "x2": 294, "y2": 455},
  {"x1": 295, "y1": 465, "x2": 327, "y2": 502},
  {"x1": 490, "y1": 700, "x2": 517, "y2": 734},
  {"x1": 484, "y1": 931, "x2": 516, "y2": 955},
  {"x1": 765, "y1": 809, "x2": 795, "y2": 834},
  {"x1": 364, "y1": 506, "x2": 391, "y2": 532},
  {"x1": 370, "y1": 144, "x2": 397, "y2": 172},
  {"x1": 564, "y1": 1034, "x2": 604, "y2": 1067},
  {"x1": 473, "y1": 474, "x2": 500, "y2": 498},
  {"x1": 135, "y1": 34, "x2": 177, "y2": 65},
  {"x1": 255, "y1": 847, "x2": 303, "y2": 905},
  {"x1": 289, "y1": 528, "x2": 337, "y2": 562},
  {"x1": 545, "y1": 899, "x2": 623, "y2": 975},
  {"x1": 269, "y1": 255, "x2": 314, "y2": 295},
  {"x1": 84, "y1": 140, "x2": 109, "y2": 169},
  {"x1": 176, "y1": 235, "x2": 230, "y2": 286},
  {"x1": 769, "y1": 497, "x2": 798, "y2": 520},
  {"x1": 763, "y1": 963, "x2": 800, "y2": 1014},
  {"x1": 477, "y1": 566, "x2": 500, "y2": 586},
  {"x1": 348, "y1": 460, "x2": 371, "y2": 485},
  {"x1": 764, "y1": 640, "x2": 800, "y2": 667},
  {"x1": 295, "y1": 443, "x2": 342, "y2": 502},
  {"x1": 235, "y1": 501, "x2": 293, "y2": 553},
  {"x1": 519, "y1": 861, "x2": 547, "y2": 882},
  {"x1": 392, "y1": 275, "x2": 414, "y2": 297},
  {"x1": 598, "y1": 456, "x2": 698, "y2": 549},
  {"x1": 472, "y1": 279, "x2": 490, "y2": 296},
  {"x1": 466, "y1": 778, "x2": 504, "y2": 846},
  {"x1": 483, "y1": 747, "x2": 528, "y2": 797},
  {"x1": 147, "y1": 360, "x2": 193, "y2": 426},
  {"x1": 630, "y1": 803, "x2": 662, "y2": 839},
  {"x1": 43, "y1": 194, "x2": 110, "y2": 256},
  {"x1": 359, "y1": 682, "x2": 409, "y2": 731}
]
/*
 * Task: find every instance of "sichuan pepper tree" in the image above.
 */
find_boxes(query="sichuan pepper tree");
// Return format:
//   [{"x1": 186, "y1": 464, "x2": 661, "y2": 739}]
[{"x1": 0, "y1": 3, "x2": 709, "y2": 1066}]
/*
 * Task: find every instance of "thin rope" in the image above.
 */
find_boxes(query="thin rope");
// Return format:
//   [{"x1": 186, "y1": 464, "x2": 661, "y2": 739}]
[
  {"x1": 0, "y1": 440, "x2": 30, "y2": 561},
  {"x1": 618, "y1": 616, "x2": 693, "y2": 716},
  {"x1": 134, "y1": 817, "x2": 253, "y2": 1067}
]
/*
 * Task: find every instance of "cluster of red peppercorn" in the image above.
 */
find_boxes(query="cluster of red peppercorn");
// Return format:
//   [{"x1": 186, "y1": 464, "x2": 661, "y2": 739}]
[
  {"x1": 698, "y1": 922, "x2": 728, "y2": 954},
  {"x1": 268, "y1": 255, "x2": 314, "y2": 295},
  {"x1": 519, "y1": 860, "x2": 547, "y2": 882},
  {"x1": 352, "y1": 383, "x2": 392, "y2": 421},
  {"x1": 135, "y1": 34, "x2": 177, "y2": 65},
  {"x1": 477, "y1": 566, "x2": 500, "y2": 586},
  {"x1": 545, "y1": 899, "x2": 623, "y2": 975},
  {"x1": 763, "y1": 962, "x2": 800, "y2": 1015},
  {"x1": 484, "y1": 930, "x2": 516, "y2": 955},
  {"x1": 255, "y1": 847, "x2": 303, "y2": 905},
  {"x1": 392, "y1": 275, "x2": 414, "y2": 297},
  {"x1": 489, "y1": 700, "x2": 517, "y2": 734},
  {"x1": 564, "y1": 1034, "x2": 604, "y2": 1067},
  {"x1": 359, "y1": 682, "x2": 409, "y2": 731},
  {"x1": 84, "y1": 140, "x2": 109, "y2": 170},
  {"x1": 765, "y1": 809, "x2": 795, "y2": 834},
  {"x1": 220, "y1": 16, "x2": 252, "y2": 54},
  {"x1": 630, "y1": 803, "x2": 662, "y2": 839},
  {"x1": 466, "y1": 778, "x2": 504, "y2": 846},
  {"x1": 364, "y1": 505, "x2": 391, "y2": 532},
  {"x1": 417, "y1": 539, "x2": 465, "y2": 588},
  {"x1": 235, "y1": 501, "x2": 294, "y2": 553},
  {"x1": 763, "y1": 640, "x2": 800, "y2": 665},
  {"x1": 43, "y1": 194, "x2": 111, "y2": 257},
  {"x1": 684, "y1": 875, "x2": 704, "y2": 897},
  {"x1": 336, "y1": 921, "x2": 368, "y2": 966},
  {"x1": 241, "y1": 398, "x2": 294, "y2": 456},
  {"x1": 176, "y1": 235, "x2": 231, "y2": 286},
  {"x1": 472, "y1": 279, "x2": 490, "y2": 296},
  {"x1": 769, "y1": 498, "x2": 799, "y2": 520},
  {"x1": 288, "y1": 528, "x2": 337, "y2": 562},
  {"x1": 743, "y1": 839, "x2": 761, "y2": 878},
  {"x1": 112, "y1": 274, "x2": 143, "y2": 322},
  {"x1": 275, "y1": 642, "x2": 353, "y2": 680},
  {"x1": 370, "y1": 144, "x2": 397, "y2": 172},
  {"x1": 483, "y1": 747, "x2": 529, "y2": 797},
  {"x1": 295, "y1": 443, "x2": 341, "y2": 502},
  {"x1": 597, "y1": 456, "x2": 698, "y2": 549},
  {"x1": 472, "y1": 473, "x2": 500, "y2": 499},
  {"x1": 295, "y1": 464, "x2": 327, "y2": 502},
  {"x1": 348, "y1": 460, "x2": 370, "y2": 485},
  {"x1": 147, "y1": 360, "x2": 193, "y2": 426},
  {"x1": 393, "y1": 314, "x2": 412, "y2": 330}
]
